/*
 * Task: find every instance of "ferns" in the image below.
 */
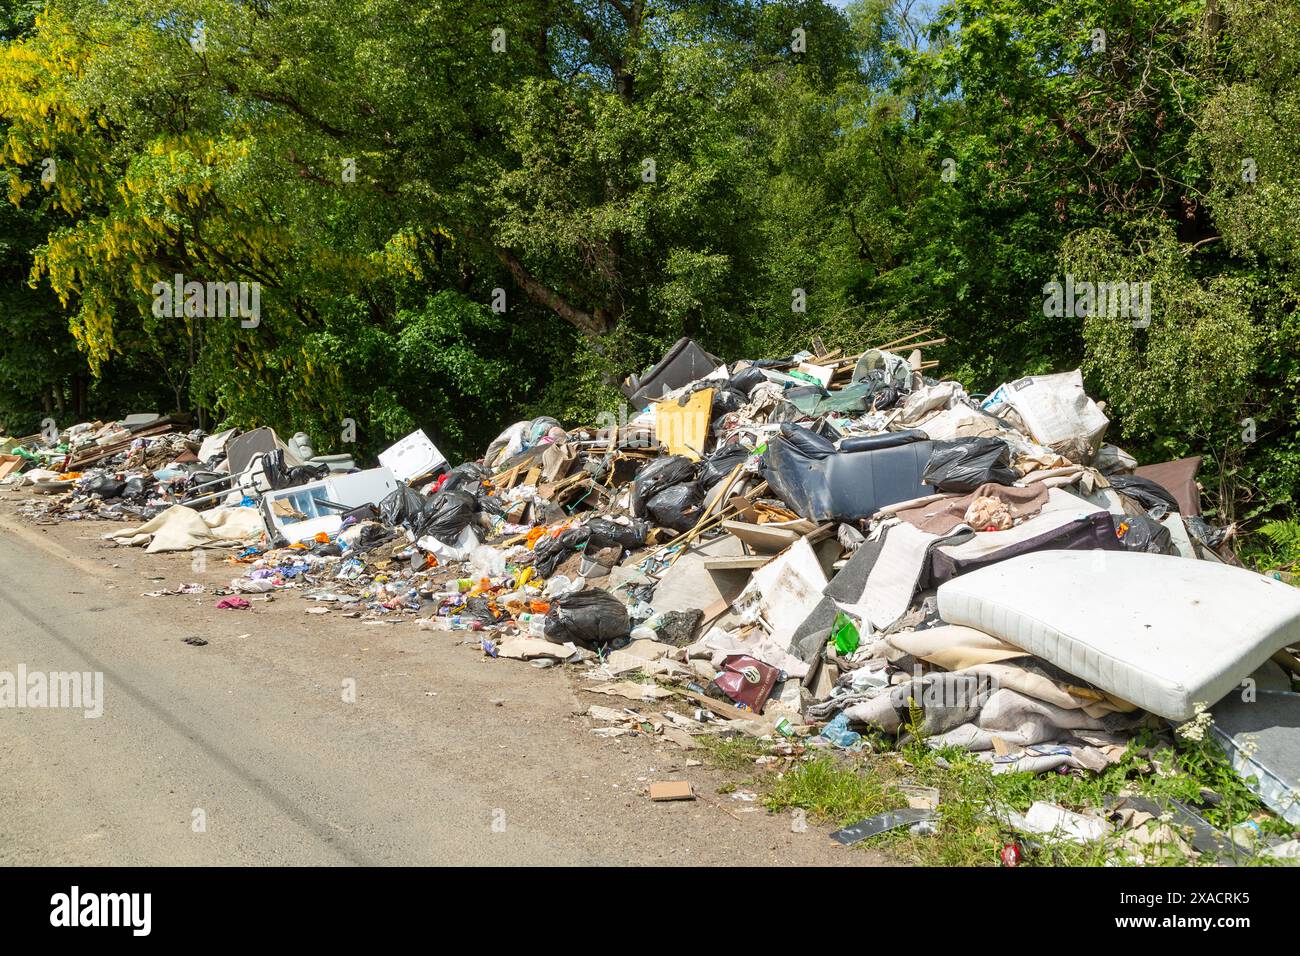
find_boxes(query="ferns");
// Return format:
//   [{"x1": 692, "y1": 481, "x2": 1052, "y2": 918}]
[{"x1": 1256, "y1": 520, "x2": 1300, "y2": 573}]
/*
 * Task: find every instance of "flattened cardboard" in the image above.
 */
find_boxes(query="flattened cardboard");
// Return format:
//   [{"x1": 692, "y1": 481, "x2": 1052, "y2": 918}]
[{"x1": 649, "y1": 781, "x2": 695, "y2": 801}]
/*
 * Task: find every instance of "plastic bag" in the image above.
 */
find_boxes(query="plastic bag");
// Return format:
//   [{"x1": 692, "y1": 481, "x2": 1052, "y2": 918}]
[
  {"x1": 922, "y1": 438, "x2": 1019, "y2": 492},
  {"x1": 831, "y1": 612, "x2": 860, "y2": 654},
  {"x1": 697, "y1": 444, "x2": 751, "y2": 489},
  {"x1": 584, "y1": 518, "x2": 650, "y2": 551},
  {"x1": 531, "y1": 519, "x2": 649, "y2": 577},
  {"x1": 1093, "y1": 444, "x2": 1137, "y2": 475},
  {"x1": 121, "y1": 475, "x2": 154, "y2": 500},
  {"x1": 630, "y1": 455, "x2": 696, "y2": 516},
  {"x1": 709, "y1": 386, "x2": 748, "y2": 419},
  {"x1": 411, "y1": 489, "x2": 477, "y2": 543},
  {"x1": 84, "y1": 476, "x2": 126, "y2": 499},
  {"x1": 981, "y1": 370, "x2": 1108, "y2": 463},
  {"x1": 728, "y1": 366, "x2": 768, "y2": 395},
  {"x1": 543, "y1": 588, "x2": 630, "y2": 649},
  {"x1": 441, "y1": 462, "x2": 489, "y2": 495},
  {"x1": 1112, "y1": 514, "x2": 1173, "y2": 555},
  {"x1": 531, "y1": 525, "x2": 590, "y2": 578},
  {"x1": 646, "y1": 481, "x2": 705, "y2": 532},
  {"x1": 1107, "y1": 474, "x2": 1179, "y2": 515},
  {"x1": 469, "y1": 545, "x2": 507, "y2": 578},
  {"x1": 460, "y1": 594, "x2": 507, "y2": 627},
  {"x1": 852, "y1": 349, "x2": 912, "y2": 392},
  {"x1": 261, "y1": 449, "x2": 330, "y2": 490},
  {"x1": 379, "y1": 485, "x2": 426, "y2": 526},
  {"x1": 855, "y1": 367, "x2": 903, "y2": 410},
  {"x1": 1184, "y1": 515, "x2": 1227, "y2": 549}
]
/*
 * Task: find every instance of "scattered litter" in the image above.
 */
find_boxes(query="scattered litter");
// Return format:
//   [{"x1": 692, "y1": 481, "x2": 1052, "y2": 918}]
[{"x1": 5, "y1": 331, "x2": 1290, "y2": 863}]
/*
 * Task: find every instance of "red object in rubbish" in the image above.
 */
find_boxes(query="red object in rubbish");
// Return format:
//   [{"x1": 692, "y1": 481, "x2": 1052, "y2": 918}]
[
  {"x1": 215, "y1": 596, "x2": 250, "y2": 610},
  {"x1": 713, "y1": 654, "x2": 780, "y2": 713},
  {"x1": 999, "y1": 842, "x2": 1022, "y2": 867}
]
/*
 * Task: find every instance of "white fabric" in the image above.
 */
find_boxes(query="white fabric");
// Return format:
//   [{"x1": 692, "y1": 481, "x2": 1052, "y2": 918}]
[
  {"x1": 105, "y1": 505, "x2": 266, "y2": 553},
  {"x1": 937, "y1": 551, "x2": 1300, "y2": 720}
]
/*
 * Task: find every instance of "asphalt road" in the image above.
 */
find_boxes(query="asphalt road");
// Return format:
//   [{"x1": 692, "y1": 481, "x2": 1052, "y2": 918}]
[{"x1": 0, "y1": 496, "x2": 878, "y2": 866}]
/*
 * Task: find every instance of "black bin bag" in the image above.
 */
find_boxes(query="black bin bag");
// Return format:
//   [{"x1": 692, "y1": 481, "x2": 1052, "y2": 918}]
[
  {"x1": 411, "y1": 489, "x2": 477, "y2": 543},
  {"x1": 379, "y1": 485, "x2": 426, "y2": 526},
  {"x1": 922, "y1": 438, "x2": 1019, "y2": 493},
  {"x1": 544, "y1": 588, "x2": 631, "y2": 650},
  {"x1": 697, "y1": 444, "x2": 751, "y2": 490},
  {"x1": 630, "y1": 455, "x2": 696, "y2": 517},
  {"x1": 646, "y1": 481, "x2": 705, "y2": 532},
  {"x1": 1107, "y1": 474, "x2": 1179, "y2": 515}
]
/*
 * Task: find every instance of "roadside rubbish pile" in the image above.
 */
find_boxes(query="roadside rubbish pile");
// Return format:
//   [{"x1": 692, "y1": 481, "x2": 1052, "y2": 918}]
[{"x1": 4, "y1": 329, "x2": 1298, "y2": 858}]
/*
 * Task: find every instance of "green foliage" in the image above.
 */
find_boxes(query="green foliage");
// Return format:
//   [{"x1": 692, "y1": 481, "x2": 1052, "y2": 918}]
[
  {"x1": 1246, "y1": 519, "x2": 1300, "y2": 574},
  {"x1": 0, "y1": 0, "x2": 1294, "y2": 537}
]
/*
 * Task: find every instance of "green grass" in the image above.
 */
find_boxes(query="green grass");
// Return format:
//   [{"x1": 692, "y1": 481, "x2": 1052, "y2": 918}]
[
  {"x1": 697, "y1": 725, "x2": 1290, "y2": 866},
  {"x1": 695, "y1": 734, "x2": 769, "y2": 773}
]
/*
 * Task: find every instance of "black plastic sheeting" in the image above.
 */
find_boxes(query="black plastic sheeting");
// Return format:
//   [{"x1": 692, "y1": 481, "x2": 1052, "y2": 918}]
[
  {"x1": 646, "y1": 481, "x2": 705, "y2": 532},
  {"x1": 630, "y1": 454, "x2": 696, "y2": 517},
  {"x1": 1112, "y1": 513, "x2": 1174, "y2": 555},
  {"x1": 762, "y1": 426, "x2": 934, "y2": 522},
  {"x1": 921, "y1": 438, "x2": 1019, "y2": 493},
  {"x1": 697, "y1": 444, "x2": 751, "y2": 489},
  {"x1": 1107, "y1": 473, "x2": 1180, "y2": 515},
  {"x1": 544, "y1": 588, "x2": 631, "y2": 650},
  {"x1": 262, "y1": 449, "x2": 330, "y2": 490},
  {"x1": 410, "y1": 489, "x2": 477, "y2": 543}
]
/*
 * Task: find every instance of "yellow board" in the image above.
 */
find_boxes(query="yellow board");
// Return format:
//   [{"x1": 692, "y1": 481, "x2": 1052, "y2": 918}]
[{"x1": 655, "y1": 387, "x2": 714, "y2": 460}]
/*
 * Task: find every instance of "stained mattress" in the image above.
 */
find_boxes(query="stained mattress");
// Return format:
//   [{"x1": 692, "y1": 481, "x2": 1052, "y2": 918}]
[{"x1": 936, "y1": 551, "x2": 1300, "y2": 719}]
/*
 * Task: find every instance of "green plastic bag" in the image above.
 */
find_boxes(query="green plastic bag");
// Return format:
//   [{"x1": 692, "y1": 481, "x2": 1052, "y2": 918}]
[{"x1": 830, "y1": 611, "x2": 860, "y2": 655}]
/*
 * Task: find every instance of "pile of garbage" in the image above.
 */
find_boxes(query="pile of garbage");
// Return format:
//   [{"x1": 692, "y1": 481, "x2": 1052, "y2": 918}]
[{"x1": 4, "y1": 330, "x2": 1299, "y2": 855}]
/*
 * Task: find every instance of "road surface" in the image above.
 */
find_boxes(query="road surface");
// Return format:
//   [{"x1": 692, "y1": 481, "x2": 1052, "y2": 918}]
[{"x1": 0, "y1": 493, "x2": 878, "y2": 865}]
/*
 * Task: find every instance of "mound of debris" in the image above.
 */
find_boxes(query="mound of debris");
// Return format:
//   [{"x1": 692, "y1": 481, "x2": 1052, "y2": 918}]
[{"x1": 5, "y1": 331, "x2": 1298, "y2": 848}]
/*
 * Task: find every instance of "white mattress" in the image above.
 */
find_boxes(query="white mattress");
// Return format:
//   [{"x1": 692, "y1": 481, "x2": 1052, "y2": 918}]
[{"x1": 937, "y1": 551, "x2": 1300, "y2": 719}]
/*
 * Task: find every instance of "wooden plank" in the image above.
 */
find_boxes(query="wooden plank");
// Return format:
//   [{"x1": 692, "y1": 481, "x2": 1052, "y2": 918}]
[
  {"x1": 702, "y1": 554, "x2": 772, "y2": 570},
  {"x1": 721, "y1": 520, "x2": 801, "y2": 553}
]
